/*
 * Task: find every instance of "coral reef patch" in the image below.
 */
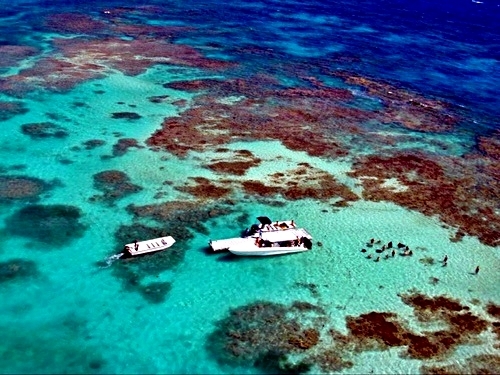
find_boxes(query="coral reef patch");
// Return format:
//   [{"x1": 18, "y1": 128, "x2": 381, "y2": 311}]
[
  {"x1": 0, "y1": 259, "x2": 38, "y2": 284},
  {"x1": 206, "y1": 301, "x2": 323, "y2": 372},
  {"x1": 332, "y1": 71, "x2": 459, "y2": 133},
  {"x1": 207, "y1": 292, "x2": 499, "y2": 372},
  {"x1": 204, "y1": 149, "x2": 262, "y2": 176},
  {"x1": 0, "y1": 318, "x2": 106, "y2": 373},
  {"x1": 175, "y1": 177, "x2": 232, "y2": 200},
  {"x1": 348, "y1": 151, "x2": 500, "y2": 246},
  {"x1": 421, "y1": 354, "x2": 500, "y2": 374},
  {"x1": 111, "y1": 138, "x2": 143, "y2": 157},
  {"x1": 82, "y1": 139, "x2": 106, "y2": 150},
  {"x1": 0, "y1": 45, "x2": 38, "y2": 70},
  {"x1": 110, "y1": 200, "x2": 233, "y2": 303},
  {"x1": 5, "y1": 204, "x2": 87, "y2": 247},
  {"x1": 0, "y1": 101, "x2": 29, "y2": 121},
  {"x1": 111, "y1": 112, "x2": 142, "y2": 120},
  {"x1": 0, "y1": 175, "x2": 51, "y2": 202},
  {"x1": 91, "y1": 170, "x2": 142, "y2": 204},
  {"x1": 20, "y1": 122, "x2": 69, "y2": 139}
]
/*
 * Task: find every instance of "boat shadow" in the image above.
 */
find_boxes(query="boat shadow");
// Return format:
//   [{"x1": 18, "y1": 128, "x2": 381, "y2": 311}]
[
  {"x1": 201, "y1": 246, "x2": 246, "y2": 262},
  {"x1": 216, "y1": 253, "x2": 240, "y2": 262}
]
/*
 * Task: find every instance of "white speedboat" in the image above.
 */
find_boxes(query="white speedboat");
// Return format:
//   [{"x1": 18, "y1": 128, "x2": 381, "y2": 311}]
[
  {"x1": 209, "y1": 216, "x2": 313, "y2": 256},
  {"x1": 122, "y1": 236, "x2": 176, "y2": 257}
]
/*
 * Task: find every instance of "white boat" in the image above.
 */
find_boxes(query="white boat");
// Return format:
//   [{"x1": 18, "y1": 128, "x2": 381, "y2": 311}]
[
  {"x1": 122, "y1": 236, "x2": 176, "y2": 257},
  {"x1": 209, "y1": 216, "x2": 313, "y2": 256}
]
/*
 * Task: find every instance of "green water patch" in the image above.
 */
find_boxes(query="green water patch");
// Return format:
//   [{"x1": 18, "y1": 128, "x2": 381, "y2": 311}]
[
  {"x1": 4, "y1": 204, "x2": 87, "y2": 247},
  {"x1": 0, "y1": 258, "x2": 38, "y2": 284},
  {"x1": 0, "y1": 318, "x2": 106, "y2": 374}
]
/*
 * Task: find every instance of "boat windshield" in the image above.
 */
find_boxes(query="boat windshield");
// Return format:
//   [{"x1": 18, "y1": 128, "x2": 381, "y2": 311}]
[{"x1": 257, "y1": 216, "x2": 272, "y2": 225}]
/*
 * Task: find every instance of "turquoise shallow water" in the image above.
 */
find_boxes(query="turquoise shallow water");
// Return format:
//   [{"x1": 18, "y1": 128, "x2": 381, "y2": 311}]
[{"x1": 1, "y1": 0, "x2": 499, "y2": 374}]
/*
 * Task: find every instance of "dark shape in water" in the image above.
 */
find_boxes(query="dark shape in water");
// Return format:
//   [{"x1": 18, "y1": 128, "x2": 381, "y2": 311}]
[
  {"x1": 137, "y1": 281, "x2": 172, "y2": 304},
  {"x1": 21, "y1": 122, "x2": 69, "y2": 139},
  {"x1": 5, "y1": 204, "x2": 87, "y2": 247},
  {"x1": 44, "y1": 13, "x2": 108, "y2": 34},
  {"x1": 148, "y1": 95, "x2": 170, "y2": 103},
  {"x1": 0, "y1": 321, "x2": 106, "y2": 373},
  {"x1": 110, "y1": 222, "x2": 192, "y2": 303},
  {"x1": 175, "y1": 177, "x2": 231, "y2": 200},
  {"x1": 421, "y1": 354, "x2": 500, "y2": 375},
  {"x1": 114, "y1": 224, "x2": 189, "y2": 271},
  {"x1": 0, "y1": 259, "x2": 38, "y2": 283},
  {"x1": 0, "y1": 100, "x2": 29, "y2": 121},
  {"x1": 0, "y1": 175, "x2": 50, "y2": 202},
  {"x1": 83, "y1": 139, "x2": 106, "y2": 150},
  {"x1": 112, "y1": 138, "x2": 143, "y2": 157},
  {"x1": 92, "y1": 170, "x2": 142, "y2": 204},
  {"x1": 254, "y1": 350, "x2": 313, "y2": 375},
  {"x1": 419, "y1": 256, "x2": 435, "y2": 266},
  {"x1": 111, "y1": 112, "x2": 142, "y2": 120},
  {"x1": 206, "y1": 300, "x2": 322, "y2": 371},
  {"x1": 485, "y1": 302, "x2": 500, "y2": 320}
]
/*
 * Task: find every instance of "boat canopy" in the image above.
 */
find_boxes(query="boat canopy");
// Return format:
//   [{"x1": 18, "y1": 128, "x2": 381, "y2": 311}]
[{"x1": 257, "y1": 216, "x2": 272, "y2": 225}]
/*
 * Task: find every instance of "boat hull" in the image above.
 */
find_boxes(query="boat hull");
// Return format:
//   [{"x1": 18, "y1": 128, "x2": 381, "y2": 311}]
[
  {"x1": 228, "y1": 246, "x2": 309, "y2": 256},
  {"x1": 209, "y1": 218, "x2": 313, "y2": 256},
  {"x1": 124, "y1": 236, "x2": 176, "y2": 257}
]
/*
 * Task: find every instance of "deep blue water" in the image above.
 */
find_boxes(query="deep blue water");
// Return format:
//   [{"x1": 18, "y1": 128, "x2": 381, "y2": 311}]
[{"x1": 5, "y1": 0, "x2": 498, "y2": 121}]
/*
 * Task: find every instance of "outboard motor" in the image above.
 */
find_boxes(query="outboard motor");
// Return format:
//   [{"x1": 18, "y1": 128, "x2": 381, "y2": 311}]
[
  {"x1": 302, "y1": 237, "x2": 313, "y2": 250},
  {"x1": 247, "y1": 224, "x2": 260, "y2": 236}
]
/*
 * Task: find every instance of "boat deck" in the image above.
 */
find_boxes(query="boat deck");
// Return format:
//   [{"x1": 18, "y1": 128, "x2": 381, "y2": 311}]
[
  {"x1": 210, "y1": 227, "x2": 312, "y2": 252},
  {"x1": 210, "y1": 237, "x2": 254, "y2": 252},
  {"x1": 124, "y1": 236, "x2": 176, "y2": 256}
]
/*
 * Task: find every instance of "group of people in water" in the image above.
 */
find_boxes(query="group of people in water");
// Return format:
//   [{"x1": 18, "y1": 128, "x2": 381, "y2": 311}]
[
  {"x1": 361, "y1": 238, "x2": 481, "y2": 274},
  {"x1": 361, "y1": 239, "x2": 411, "y2": 262}
]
